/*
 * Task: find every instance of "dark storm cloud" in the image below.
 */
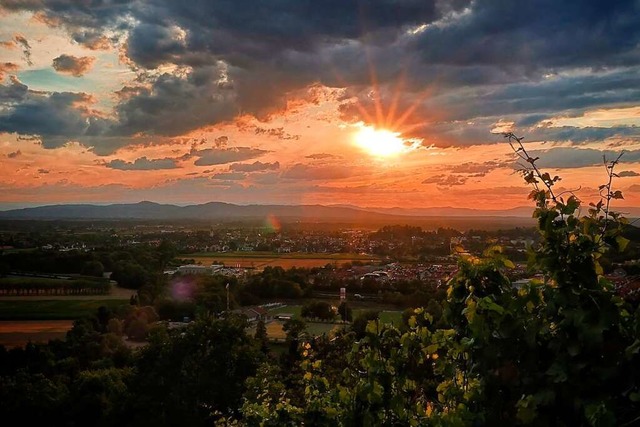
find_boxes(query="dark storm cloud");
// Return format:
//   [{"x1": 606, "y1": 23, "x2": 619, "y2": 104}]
[
  {"x1": 52, "y1": 54, "x2": 95, "y2": 77},
  {"x1": 343, "y1": 68, "x2": 640, "y2": 135},
  {"x1": 1, "y1": 0, "x2": 640, "y2": 151},
  {"x1": 619, "y1": 170, "x2": 640, "y2": 177},
  {"x1": 107, "y1": 156, "x2": 178, "y2": 170},
  {"x1": 0, "y1": 77, "x2": 110, "y2": 148},
  {"x1": 1, "y1": 1, "x2": 132, "y2": 49},
  {"x1": 409, "y1": 0, "x2": 640, "y2": 70},
  {"x1": 113, "y1": 65, "x2": 238, "y2": 137},
  {"x1": 122, "y1": 0, "x2": 455, "y2": 67},
  {"x1": 229, "y1": 161, "x2": 280, "y2": 173},
  {"x1": 525, "y1": 147, "x2": 640, "y2": 169},
  {"x1": 193, "y1": 147, "x2": 268, "y2": 166}
]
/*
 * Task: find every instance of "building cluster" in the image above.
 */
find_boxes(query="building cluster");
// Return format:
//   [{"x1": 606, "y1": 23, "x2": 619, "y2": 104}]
[{"x1": 164, "y1": 263, "x2": 248, "y2": 278}]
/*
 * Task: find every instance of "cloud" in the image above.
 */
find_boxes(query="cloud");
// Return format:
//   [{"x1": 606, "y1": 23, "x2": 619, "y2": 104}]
[
  {"x1": 1, "y1": 0, "x2": 640, "y2": 153},
  {"x1": 229, "y1": 161, "x2": 280, "y2": 172},
  {"x1": 106, "y1": 156, "x2": 179, "y2": 170},
  {"x1": 0, "y1": 62, "x2": 18, "y2": 80},
  {"x1": 113, "y1": 65, "x2": 238, "y2": 137},
  {"x1": 52, "y1": 54, "x2": 96, "y2": 77},
  {"x1": 13, "y1": 34, "x2": 31, "y2": 66},
  {"x1": 0, "y1": 39, "x2": 17, "y2": 49},
  {"x1": 525, "y1": 147, "x2": 640, "y2": 169},
  {"x1": 409, "y1": 0, "x2": 640, "y2": 71},
  {"x1": 619, "y1": 170, "x2": 640, "y2": 177},
  {"x1": 306, "y1": 153, "x2": 337, "y2": 160},
  {"x1": 422, "y1": 174, "x2": 468, "y2": 186},
  {"x1": 448, "y1": 160, "x2": 510, "y2": 177},
  {"x1": 211, "y1": 171, "x2": 245, "y2": 180},
  {"x1": 0, "y1": 77, "x2": 111, "y2": 149},
  {"x1": 37, "y1": 168, "x2": 49, "y2": 174},
  {"x1": 282, "y1": 163, "x2": 358, "y2": 180},
  {"x1": 253, "y1": 126, "x2": 300, "y2": 140},
  {"x1": 6, "y1": 149, "x2": 21, "y2": 158},
  {"x1": 193, "y1": 147, "x2": 268, "y2": 166}
]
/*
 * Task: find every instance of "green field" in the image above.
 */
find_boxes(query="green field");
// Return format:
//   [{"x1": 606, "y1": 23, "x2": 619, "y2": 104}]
[
  {"x1": 268, "y1": 304, "x2": 402, "y2": 325},
  {"x1": 0, "y1": 300, "x2": 129, "y2": 320}
]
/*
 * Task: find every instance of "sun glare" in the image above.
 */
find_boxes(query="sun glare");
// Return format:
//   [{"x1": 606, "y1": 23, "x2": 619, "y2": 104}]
[{"x1": 353, "y1": 125, "x2": 406, "y2": 157}]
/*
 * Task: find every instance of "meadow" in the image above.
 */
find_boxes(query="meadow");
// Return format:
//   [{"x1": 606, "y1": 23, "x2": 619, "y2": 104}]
[
  {"x1": 263, "y1": 304, "x2": 403, "y2": 340},
  {"x1": 0, "y1": 299, "x2": 129, "y2": 320}
]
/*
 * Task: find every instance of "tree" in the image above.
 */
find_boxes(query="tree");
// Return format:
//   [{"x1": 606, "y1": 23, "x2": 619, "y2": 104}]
[
  {"x1": 70, "y1": 368, "x2": 131, "y2": 426},
  {"x1": 337, "y1": 301, "x2": 352, "y2": 322},
  {"x1": 110, "y1": 261, "x2": 149, "y2": 289},
  {"x1": 127, "y1": 315, "x2": 263, "y2": 426},
  {"x1": 351, "y1": 309, "x2": 379, "y2": 338},
  {"x1": 254, "y1": 319, "x2": 269, "y2": 354},
  {"x1": 300, "y1": 301, "x2": 335, "y2": 321},
  {"x1": 81, "y1": 260, "x2": 105, "y2": 277},
  {"x1": 239, "y1": 134, "x2": 640, "y2": 426}
]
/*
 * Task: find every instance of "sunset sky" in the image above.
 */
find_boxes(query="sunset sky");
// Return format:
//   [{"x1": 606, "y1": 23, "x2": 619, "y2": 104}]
[{"x1": 1, "y1": 0, "x2": 639, "y2": 211}]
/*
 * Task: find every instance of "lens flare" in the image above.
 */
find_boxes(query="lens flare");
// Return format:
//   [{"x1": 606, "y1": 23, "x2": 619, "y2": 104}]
[
  {"x1": 264, "y1": 213, "x2": 281, "y2": 233},
  {"x1": 171, "y1": 277, "x2": 196, "y2": 301}
]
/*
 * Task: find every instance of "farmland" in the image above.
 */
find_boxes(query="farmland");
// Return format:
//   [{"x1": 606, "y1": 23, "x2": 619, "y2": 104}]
[
  {"x1": 0, "y1": 299, "x2": 130, "y2": 320},
  {"x1": 180, "y1": 251, "x2": 382, "y2": 270},
  {"x1": 0, "y1": 320, "x2": 74, "y2": 348}
]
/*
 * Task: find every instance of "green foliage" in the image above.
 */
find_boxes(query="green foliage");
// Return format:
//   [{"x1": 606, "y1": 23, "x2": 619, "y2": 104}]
[
  {"x1": 71, "y1": 367, "x2": 132, "y2": 425},
  {"x1": 338, "y1": 301, "x2": 353, "y2": 322},
  {"x1": 239, "y1": 134, "x2": 640, "y2": 426},
  {"x1": 127, "y1": 315, "x2": 264, "y2": 426},
  {"x1": 110, "y1": 260, "x2": 150, "y2": 289},
  {"x1": 351, "y1": 309, "x2": 379, "y2": 338},
  {"x1": 81, "y1": 260, "x2": 105, "y2": 277},
  {"x1": 301, "y1": 301, "x2": 336, "y2": 321}
]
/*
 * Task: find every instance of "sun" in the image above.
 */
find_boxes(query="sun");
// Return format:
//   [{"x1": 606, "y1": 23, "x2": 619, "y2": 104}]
[{"x1": 353, "y1": 124, "x2": 406, "y2": 157}]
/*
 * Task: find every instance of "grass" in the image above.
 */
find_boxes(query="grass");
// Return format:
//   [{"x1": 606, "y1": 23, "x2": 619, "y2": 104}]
[
  {"x1": 0, "y1": 300, "x2": 129, "y2": 320},
  {"x1": 305, "y1": 322, "x2": 342, "y2": 336},
  {"x1": 269, "y1": 305, "x2": 302, "y2": 316},
  {"x1": 267, "y1": 304, "x2": 402, "y2": 327}
]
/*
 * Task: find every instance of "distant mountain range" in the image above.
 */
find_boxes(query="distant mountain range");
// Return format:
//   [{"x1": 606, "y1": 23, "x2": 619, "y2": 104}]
[
  {"x1": 333, "y1": 204, "x2": 640, "y2": 218},
  {"x1": 0, "y1": 201, "x2": 637, "y2": 222},
  {"x1": 329, "y1": 204, "x2": 537, "y2": 217}
]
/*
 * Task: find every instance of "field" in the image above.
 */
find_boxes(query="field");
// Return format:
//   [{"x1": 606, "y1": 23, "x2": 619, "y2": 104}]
[
  {"x1": 0, "y1": 320, "x2": 74, "y2": 348},
  {"x1": 0, "y1": 299, "x2": 129, "y2": 320},
  {"x1": 264, "y1": 304, "x2": 402, "y2": 340},
  {"x1": 256, "y1": 319, "x2": 340, "y2": 341},
  {"x1": 0, "y1": 276, "x2": 110, "y2": 296},
  {"x1": 268, "y1": 304, "x2": 403, "y2": 325},
  {"x1": 180, "y1": 252, "x2": 382, "y2": 270}
]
